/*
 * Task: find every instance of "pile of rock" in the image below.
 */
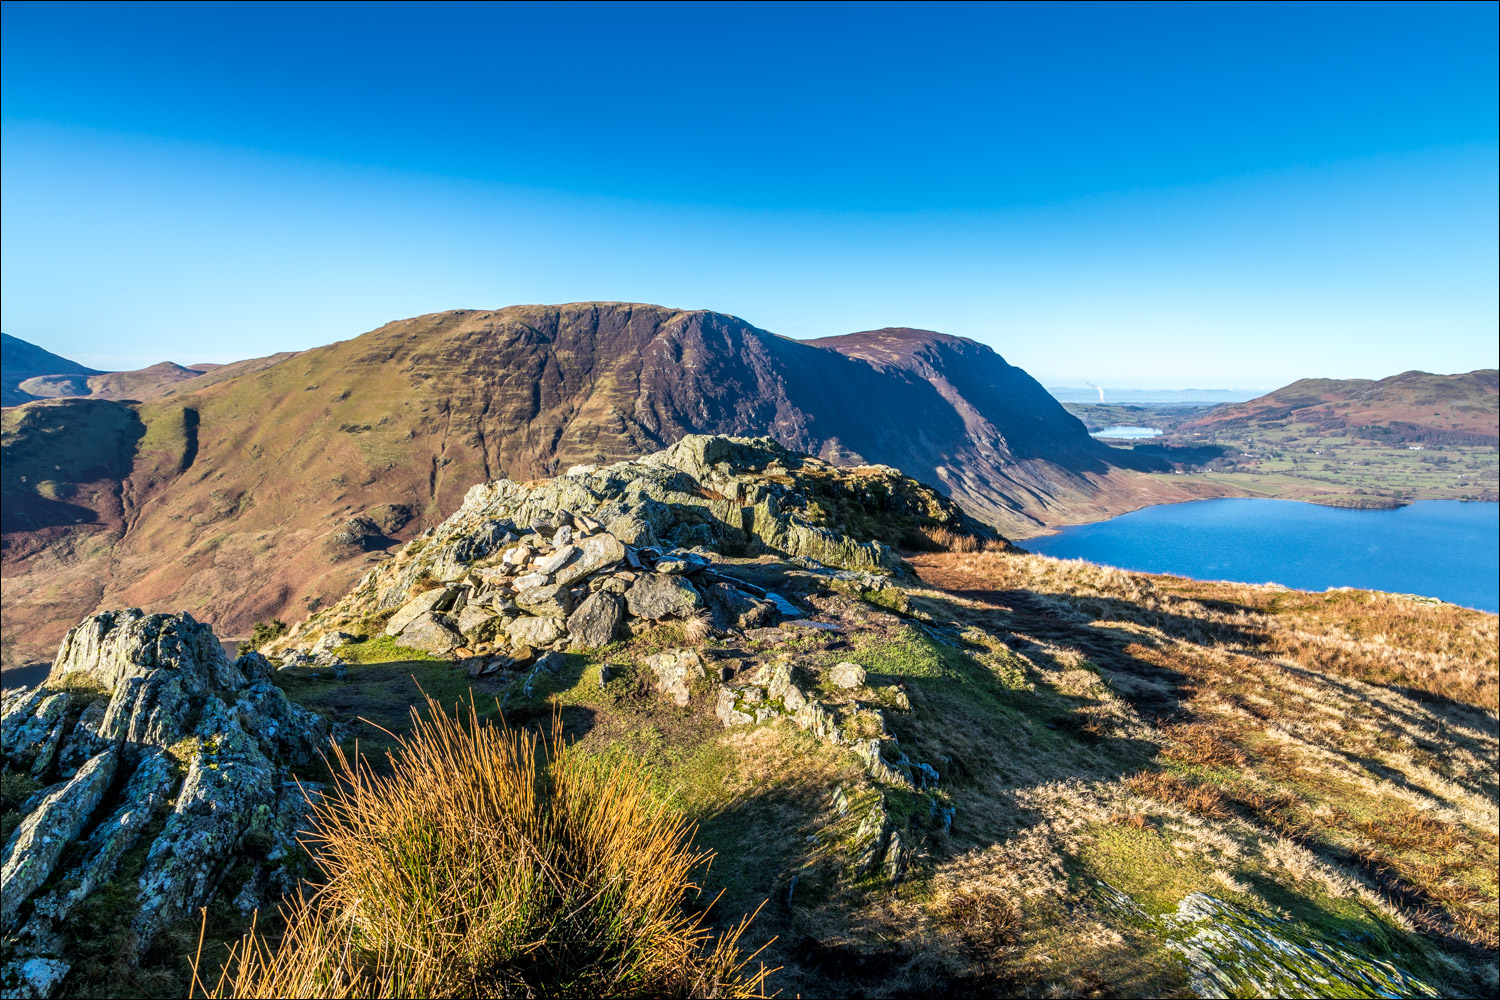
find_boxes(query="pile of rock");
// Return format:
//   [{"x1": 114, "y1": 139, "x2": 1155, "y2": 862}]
[
  {"x1": 284, "y1": 434, "x2": 970, "y2": 660},
  {"x1": 369, "y1": 511, "x2": 785, "y2": 678},
  {"x1": 1, "y1": 610, "x2": 327, "y2": 999}
]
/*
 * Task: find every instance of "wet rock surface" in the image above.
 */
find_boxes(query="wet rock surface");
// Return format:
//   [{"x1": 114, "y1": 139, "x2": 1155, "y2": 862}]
[{"x1": 0, "y1": 609, "x2": 326, "y2": 996}]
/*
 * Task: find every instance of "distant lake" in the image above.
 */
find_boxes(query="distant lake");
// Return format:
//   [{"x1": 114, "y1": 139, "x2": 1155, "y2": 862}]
[
  {"x1": 1026, "y1": 499, "x2": 1500, "y2": 613},
  {"x1": 1092, "y1": 426, "x2": 1162, "y2": 439}
]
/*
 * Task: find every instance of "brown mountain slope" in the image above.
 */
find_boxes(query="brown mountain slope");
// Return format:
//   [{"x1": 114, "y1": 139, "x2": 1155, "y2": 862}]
[
  {"x1": 1182, "y1": 369, "x2": 1499, "y2": 446},
  {"x1": 1, "y1": 302, "x2": 1217, "y2": 669}
]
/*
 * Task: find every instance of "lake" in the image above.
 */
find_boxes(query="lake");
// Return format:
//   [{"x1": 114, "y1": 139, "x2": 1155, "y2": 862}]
[
  {"x1": 1092, "y1": 425, "x2": 1162, "y2": 439},
  {"x1": 1025, "y1": 499, "x2": 1500, "y2": 613}
]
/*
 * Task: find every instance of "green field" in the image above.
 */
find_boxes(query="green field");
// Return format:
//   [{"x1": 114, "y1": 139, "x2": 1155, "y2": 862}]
[{"x1": 1067, "y1": 403, "x2": 1499, "y2": 505}]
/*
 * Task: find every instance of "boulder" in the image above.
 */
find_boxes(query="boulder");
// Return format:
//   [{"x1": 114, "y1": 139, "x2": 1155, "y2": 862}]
[
  {"x1": 766, "y1": 662, "x2": 808, "y2": 713},
  {"x1": 704, "y1": 581, "x2": 777, "y2": 631},
  {"x1": 396, "y1": 612, "x2": 464, "y2": 657},
  {"x1": 626, "y1": 573, "x2": 702, "y2": 621},
  {"x1": 716, "y1": 686, "x2": 755, "y2": 726},
  {"x1": 643, "y1": 649, "x2": 706, "y2": 706},
  {"x1": 514, "y1": 583, "x2": 573, "y2": 618},
  {"x1": 456, "y1": 604, "x2": 502, "y2": 643},
  {"x1": 552, "y1": 532, "x2": 627, "y2": 586},
  {"x1": 385, "y1": 587, "x2": 453, "y2": 637},
  {"x1": 566, "y1": 591, "x2": 624, "y2": 649},
  {"x1": 829, "y1": 661, "x2": 867, "y2": 689},
  {"x1": 507, "y1": 615, "x2": 566, "y2": 648}
]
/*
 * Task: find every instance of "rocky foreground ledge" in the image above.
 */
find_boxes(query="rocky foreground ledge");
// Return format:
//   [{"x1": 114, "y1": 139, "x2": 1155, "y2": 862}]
[{"x1": 1, "y1": 611, "x2": 326, "y2": 999}]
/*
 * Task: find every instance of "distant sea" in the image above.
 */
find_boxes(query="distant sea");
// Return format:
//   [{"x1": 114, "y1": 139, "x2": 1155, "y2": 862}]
[{"x1": 1026, "y1": 498, "x2": 1500, "y2": 613}]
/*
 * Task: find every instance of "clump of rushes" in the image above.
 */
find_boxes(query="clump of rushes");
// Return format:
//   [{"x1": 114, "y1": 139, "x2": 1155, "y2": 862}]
[
  {"x1": 681, "y1": 609, "x2": 715, "y2": 646},
  {"x1": 195, "y1": 697, "x2": 770, "y2": 999}
]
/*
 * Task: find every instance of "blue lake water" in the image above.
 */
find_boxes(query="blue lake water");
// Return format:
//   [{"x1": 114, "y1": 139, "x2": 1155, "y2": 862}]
[
  {"x1": 1025, "y1": 499, "x2": 1499, "y2": 613},
  {"x1": 1092, "y1": 425, "x2": 1162, "y2": 439}
]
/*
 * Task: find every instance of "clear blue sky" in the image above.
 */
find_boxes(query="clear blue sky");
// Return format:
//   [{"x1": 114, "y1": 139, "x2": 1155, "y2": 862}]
[{"x1": 2, "y1": 1, "x2": 1495, "y2": 387}]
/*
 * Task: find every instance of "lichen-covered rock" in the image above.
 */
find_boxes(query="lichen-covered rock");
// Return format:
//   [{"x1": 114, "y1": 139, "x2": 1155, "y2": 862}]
[
  {"x1": 456, "y1": 604, "x2": 502, "y2": 642},
  {"x1": 643, "y1": 649, "x2": 706, "y2": 707},
  {"x1": 395, "y1": 611, "x2": 464, "y2": 657},
  {"x1": 716, "y1": 686, "x2": 755, "y2": 726},
  {"x1": 507, "y1": 615, "x2": 566, "y2": 648},
  {"x1": 0, "y1": 609, "x2": 327, "y2": 990},
  {"x1": 515, "y1": 583, "x2": 574, "y2": 618},
  {"x1": 552, "y1": 532, "x2": 626, "y2": 586},
  {"x1": 765, "y1": 662, "x2": 807, "y2": 713},
  {"x1": 1, "y1": 747, "x2": 117, "y2": 933},
  {"x1": 626, "y1": 573, "x2": 702, "y2": 621},
  {"x1": 384, "y1": 586, "x2": 453, "y2": 636},
  {"x1": 829, "y1": 661, "x2": 866, "y2": 689},
  {"x1": 566, "y1": 591, "x2": 624, "y2": 649}
]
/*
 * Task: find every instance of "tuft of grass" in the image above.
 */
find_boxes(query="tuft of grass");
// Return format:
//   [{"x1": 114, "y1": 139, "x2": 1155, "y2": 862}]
[{"x1": 196, "y1": 697, "x2": 771, "y2": 999}]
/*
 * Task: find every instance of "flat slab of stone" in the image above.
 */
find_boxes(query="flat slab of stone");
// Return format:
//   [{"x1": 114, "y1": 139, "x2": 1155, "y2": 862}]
[
  {"x1": 395, "y1": 612, "x2": 464, "y2": 657},
  {"x1": 552, "y1": 532, "x2": 627, "y2": 587},
  {"x1": 385, "y1": 587, "x2": 451, "y2": 636},
  {"x1": 507, "y1": 615, "x2": 565, "y2": 648}
]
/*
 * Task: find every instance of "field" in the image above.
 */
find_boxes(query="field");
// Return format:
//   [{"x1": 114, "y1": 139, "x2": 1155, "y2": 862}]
[{"x1": 1066, "y1": 403, "x2": 1499, "y2": 506}]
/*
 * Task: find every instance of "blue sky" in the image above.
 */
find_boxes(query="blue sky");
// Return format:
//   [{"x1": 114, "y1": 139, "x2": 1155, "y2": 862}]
[{"x1": 2, "y1": 1, "x2": 1496, "y2": 386}]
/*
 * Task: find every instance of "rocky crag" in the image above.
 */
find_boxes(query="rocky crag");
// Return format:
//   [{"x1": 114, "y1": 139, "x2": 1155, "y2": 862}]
[{"x1": 0, "y1": 611, "x2": 327, "y2": 999}]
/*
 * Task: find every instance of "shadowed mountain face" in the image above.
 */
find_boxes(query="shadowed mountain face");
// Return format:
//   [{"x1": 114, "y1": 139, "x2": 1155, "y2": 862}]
[
  {"x1": 1182, "y1": 369, "x2": 1500, "y2": 446},
  {"x1": 1, "y1": 303, "x2": 1188, "y2": 667}
]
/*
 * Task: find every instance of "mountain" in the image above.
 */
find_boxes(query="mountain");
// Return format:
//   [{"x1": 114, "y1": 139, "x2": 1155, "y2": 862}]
[
  {"x1": 1, "y1": 302, "x2": 1226, "y2": 669},
  {"x1": 1, "y1": 332, "x2": 102, "y2": 406},
  {"x1": 1181, "y1": 369, "x2": 1500, "y2": 446},
  {"x1": 3, "y1": 335, "x2": 300, "y2": 404}
]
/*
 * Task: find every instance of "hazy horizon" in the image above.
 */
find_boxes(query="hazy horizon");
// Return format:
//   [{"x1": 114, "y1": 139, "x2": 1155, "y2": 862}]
[{"x1": 3, "y1": 3, "x2": 1496, "y2": 384}]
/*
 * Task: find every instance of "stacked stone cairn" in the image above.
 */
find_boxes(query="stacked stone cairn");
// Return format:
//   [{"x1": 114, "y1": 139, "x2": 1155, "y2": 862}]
[{"x1": 280, "y1": 435, "x2": 927, "y2": 678}]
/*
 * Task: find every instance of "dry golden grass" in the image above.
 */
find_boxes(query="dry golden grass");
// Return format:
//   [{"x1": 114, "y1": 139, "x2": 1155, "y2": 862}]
[
  {"x1": 1123, "y1": 771, "x2": 1232, "y2": 820},
  {"x1": 907, "y1": 547, "x2": 1499, "y2": 974},
  {"x1": 914, "y1": 549, "x2": 1497, "y2": 710},
  {"x1": 194, "y1": 697, "x2": 769, "y2": 999}
]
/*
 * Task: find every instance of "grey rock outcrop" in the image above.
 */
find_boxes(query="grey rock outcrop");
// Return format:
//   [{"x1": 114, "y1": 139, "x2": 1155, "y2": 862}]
[
  {"x1": 643, "y1": 649, "x2": 707, "y2": 707},
  {"x1": 0, "y1": 609, "x2": 327, "y2": 994}
]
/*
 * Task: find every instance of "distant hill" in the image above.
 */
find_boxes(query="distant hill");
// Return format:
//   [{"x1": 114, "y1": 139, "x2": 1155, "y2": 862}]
[
  {"x1": 3, "y1": 335, "x2": 299, "y2": 404},
  {"x1": 2, "y1": 303, "x2": 1225, "y2": 667},
  {"x1": 1182, "y1": 369, "x2": 1500, "y2": 446},
  {"x1": 1047, "y1": 386, "x2": 1264, "y2": 405},
  {"x1": 1, "y1": 332, "x2": 102, "y2": 406}
]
